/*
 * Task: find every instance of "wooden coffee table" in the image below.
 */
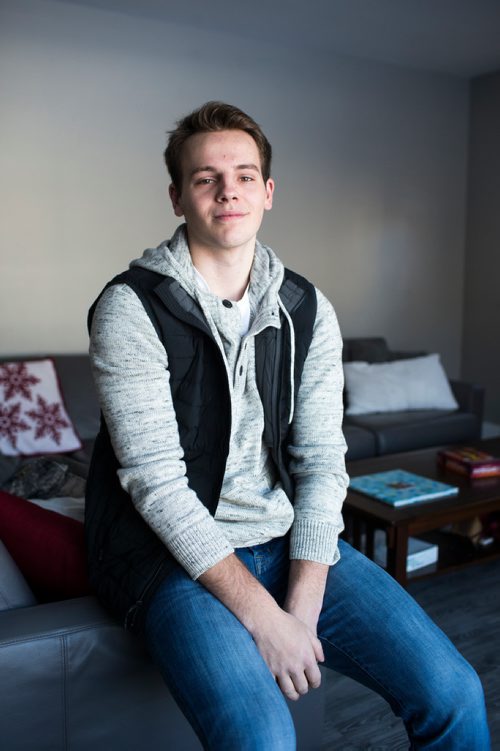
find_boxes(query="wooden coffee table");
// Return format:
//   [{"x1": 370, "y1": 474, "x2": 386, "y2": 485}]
[{"x1": 344, "y1": 438, "x2": 500, "y2": 587}]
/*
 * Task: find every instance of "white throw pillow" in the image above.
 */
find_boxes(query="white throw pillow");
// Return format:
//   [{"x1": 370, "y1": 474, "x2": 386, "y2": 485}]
[
  {"x1": 344, "y1": 354, "x2": 458, "y2": 415},
  {"x1": 0, "y1": 359, "x2": 81, "y2": 456},
  {"x1": 27, "y1": 496, "x2": 85, "y2": 523}
]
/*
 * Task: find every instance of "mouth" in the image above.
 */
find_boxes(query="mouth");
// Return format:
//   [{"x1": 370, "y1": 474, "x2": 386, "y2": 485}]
[{"x1": 214, "y1": 212, "x2": 247, "y2": 222}]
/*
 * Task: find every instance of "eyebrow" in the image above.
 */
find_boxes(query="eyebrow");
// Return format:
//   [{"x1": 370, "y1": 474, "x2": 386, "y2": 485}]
[{"x1": 190, "y1": 163, "x2": 261, "y2": 177}]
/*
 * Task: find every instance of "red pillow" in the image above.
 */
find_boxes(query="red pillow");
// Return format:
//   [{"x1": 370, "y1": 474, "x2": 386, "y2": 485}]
[{"x1": 0, "y1": 490, "x2": 91, "y2": 602}]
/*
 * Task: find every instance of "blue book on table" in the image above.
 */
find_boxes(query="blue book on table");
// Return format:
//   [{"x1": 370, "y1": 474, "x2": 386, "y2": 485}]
[{"x1": 349, "y1": 469, "x2": 458, "y2": 507}]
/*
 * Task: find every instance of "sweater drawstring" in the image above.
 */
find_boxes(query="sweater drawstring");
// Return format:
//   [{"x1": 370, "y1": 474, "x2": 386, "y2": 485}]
[{"x1": 277, "y1": 297, "x2": 295, "y2": 424}]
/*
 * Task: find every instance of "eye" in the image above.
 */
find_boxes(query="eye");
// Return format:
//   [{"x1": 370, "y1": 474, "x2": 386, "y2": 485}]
[
  {"x1": 240, "y1": 175, "x2": 254, "y2": 182},
  {"x1": 195, "y1": 177, "x2": 216, "y2": 185}
]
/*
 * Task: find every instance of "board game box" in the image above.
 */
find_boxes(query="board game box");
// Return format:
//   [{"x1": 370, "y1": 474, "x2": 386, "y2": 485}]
[{"x1": 437, "y1": 447, "x2": 500, "y2": 479}]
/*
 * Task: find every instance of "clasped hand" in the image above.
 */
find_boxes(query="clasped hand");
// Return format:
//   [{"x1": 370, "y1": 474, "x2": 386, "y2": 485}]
[{"x1": 252, "y1": 609, "x2": 324, "y2": 701}]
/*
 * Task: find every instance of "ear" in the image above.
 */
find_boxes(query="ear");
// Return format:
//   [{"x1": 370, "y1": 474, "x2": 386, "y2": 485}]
[
  {"x1": 169, "y1": 183, "x2": 184, "y2": 218},
  {"x1": 264, "y1": 178, "x2": 275, "y2": 211}
]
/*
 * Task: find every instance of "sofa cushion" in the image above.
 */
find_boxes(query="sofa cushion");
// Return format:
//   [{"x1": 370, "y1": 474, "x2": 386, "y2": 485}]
[
  {"x1": 0, "y1": 359, "x2": 82, "y2": 456},
  {"x1": 0, "y1": 539, "x2": 37, "y2": 611},
  {"x1": 347, "y1": 410, "x2": 480, "y2": 456},
  {"x1": 343, "y1": 424, "x2": 378, "y2": 462},
  {"x1": 344, "y1": 355, "x2": 458, "y2": 416},
  {"x1": 0, "y1": 490, "x2": 90, "y2": 602}
]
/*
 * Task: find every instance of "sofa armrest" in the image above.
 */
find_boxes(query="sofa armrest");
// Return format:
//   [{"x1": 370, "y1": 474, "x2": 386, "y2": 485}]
[
  {"x1": 0, "y1": 597, "x2": 326, "y2": 751},
  {"x1": 0, "y1": 540, "x2": 37, "y2": 612},
  {"x1": 0, "y1": 596, "x2": 200, "y2": 751},
  {"x1": 450, "y1": 380, "x2": 484, "y2": 422},
  {"x1": 0, "y1": 594, "x2": 110, "y2": 639}
]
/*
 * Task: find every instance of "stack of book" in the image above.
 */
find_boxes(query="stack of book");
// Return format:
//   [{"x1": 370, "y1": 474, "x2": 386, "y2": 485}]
[
  {"x1": 437, "y1": 447, "x2": 500, "y2": 479},
  {"x1": 373, "y1": 531, "x2": 438, "y2": 573}
]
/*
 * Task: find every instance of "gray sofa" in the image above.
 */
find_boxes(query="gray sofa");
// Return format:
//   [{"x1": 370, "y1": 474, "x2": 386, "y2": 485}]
[
  {"x1": 0, "y1": 344, "x2": 484, "y2": 750},
  {"x1": 0, "y1": 592, "x2": 324, "y2": 750},
  {"x1": 0, "y1": 355, "x2": 324, "y2": 751},
  {"x1": 342, "y1": 338, "x2": 484, "y2": 461}
]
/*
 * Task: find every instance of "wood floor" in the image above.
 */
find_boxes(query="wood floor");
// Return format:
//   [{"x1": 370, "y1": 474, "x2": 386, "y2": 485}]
[{"x1": 321, "y1": 558, "x2": 500, "y2": 750}]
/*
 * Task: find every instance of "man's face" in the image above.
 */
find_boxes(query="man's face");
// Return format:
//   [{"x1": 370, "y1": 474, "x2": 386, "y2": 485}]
[{"x1": 169, "y1": 129, "x2": 274, "y2": 255}]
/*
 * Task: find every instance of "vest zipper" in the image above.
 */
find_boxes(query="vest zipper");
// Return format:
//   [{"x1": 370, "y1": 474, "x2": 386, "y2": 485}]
[{"x1": 124, "y1": 557, "x2": 166, "y2": 631}]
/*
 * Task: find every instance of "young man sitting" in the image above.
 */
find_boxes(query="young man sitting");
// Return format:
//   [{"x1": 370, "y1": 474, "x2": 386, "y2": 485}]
[{"x1": 87, "y1": 101, "x2": 490, "y2": 750}]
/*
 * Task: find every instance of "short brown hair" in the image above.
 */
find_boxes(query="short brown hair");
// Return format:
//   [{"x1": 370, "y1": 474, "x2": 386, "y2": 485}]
[{"x1": 164, "y1": 101, "x2": 272, "y2": 192}]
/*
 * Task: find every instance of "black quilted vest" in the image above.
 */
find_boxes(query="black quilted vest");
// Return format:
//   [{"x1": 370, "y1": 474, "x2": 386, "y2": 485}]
[{"x1": 85, "y1": 265, "x2": 317, "y2": 633}]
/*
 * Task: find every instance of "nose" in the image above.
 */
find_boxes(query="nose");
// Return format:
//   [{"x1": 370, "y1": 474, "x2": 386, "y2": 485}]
[{"x1": 216, "y1": 176, "x2": 238, "y2": 203}]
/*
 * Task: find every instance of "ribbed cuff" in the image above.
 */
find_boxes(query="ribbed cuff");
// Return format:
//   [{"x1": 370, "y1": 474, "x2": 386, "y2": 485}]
[
  {"x1": 289, "y1": 518, "x2": 341, "y2": 566},
  {"x1": 166, "y1": 523, "x2": 235, "y2": 580}
]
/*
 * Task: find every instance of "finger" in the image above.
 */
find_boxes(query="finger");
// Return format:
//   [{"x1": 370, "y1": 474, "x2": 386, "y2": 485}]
[
  {"x1": 305, "y1": 661, "x2": 322, "y2": 689},
  {"x1": 312, "y1": 635, "x2": 325, "y2": 663},
  {"x1": 290, "y1": 670, "x2": 310, "y2": 697},
  {"x1": 278, "y1": 674, "x2": 300, "y2": 702}
]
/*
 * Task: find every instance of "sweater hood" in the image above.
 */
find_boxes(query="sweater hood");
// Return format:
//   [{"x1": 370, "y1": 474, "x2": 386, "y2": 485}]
[{"x1": 130, "y1": 224, "x2": 285, "y2": 314}]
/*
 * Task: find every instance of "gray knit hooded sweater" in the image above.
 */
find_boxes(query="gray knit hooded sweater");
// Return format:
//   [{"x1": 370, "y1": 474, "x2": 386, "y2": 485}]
[{"x1": 89, "y1": 225, "x2": 348, "y2": 579}]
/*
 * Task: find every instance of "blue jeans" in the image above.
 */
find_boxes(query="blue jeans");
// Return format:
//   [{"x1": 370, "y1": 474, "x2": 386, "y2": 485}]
[{"x1": 144, "y1": 537, "x2": 490, "y2": 750}]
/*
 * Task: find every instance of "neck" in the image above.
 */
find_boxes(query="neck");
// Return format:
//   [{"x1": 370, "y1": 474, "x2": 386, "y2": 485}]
[{"x1": 189, "y1": 242, "x2": 254, "y2": 301}]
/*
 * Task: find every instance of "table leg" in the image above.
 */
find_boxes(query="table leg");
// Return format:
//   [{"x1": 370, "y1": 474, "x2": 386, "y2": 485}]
[
  {"x1": 365, "y1": 523, "x2": 375, "y2": 560},
  {"x1": 351, "y1": 517, "x2": 362, "y2": 551},
  {"x1": 386, "y1": 525, "x2": 409, "y2": 587}
]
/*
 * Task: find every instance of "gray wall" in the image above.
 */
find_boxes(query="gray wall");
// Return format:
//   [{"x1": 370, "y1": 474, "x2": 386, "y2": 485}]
[
  {"x1": 462, "y1": 71, "x2": 500, "y2": 422},
  {"x1": 1, "y1": 0, "x2": 469, "y2": 376}
]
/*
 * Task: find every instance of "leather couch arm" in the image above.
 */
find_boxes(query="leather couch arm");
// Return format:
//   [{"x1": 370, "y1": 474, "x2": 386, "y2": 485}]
[
  {"x1": 0, "y1": 596, "x2": 200, "y2": 751},
  {"x1": 0, "y1": 594, "x2": 109, "y2": 639},
  {"x1": 0, "y1": 596, "x2": 325, "y2": 751},
  {"x1": 450, "y1": 379, "x2": 485, "y2": 422}
]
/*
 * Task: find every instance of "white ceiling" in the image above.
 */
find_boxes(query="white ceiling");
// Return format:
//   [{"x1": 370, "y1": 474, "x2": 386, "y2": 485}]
[{"x1": 57, "y1": 0, "x2": 500, "y2": 78}]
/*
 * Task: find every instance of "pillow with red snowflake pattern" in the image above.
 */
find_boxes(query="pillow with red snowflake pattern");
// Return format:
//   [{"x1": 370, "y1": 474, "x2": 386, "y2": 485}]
[{"x1": 0, "y1": 359, "x2": 82, "y2": 456}]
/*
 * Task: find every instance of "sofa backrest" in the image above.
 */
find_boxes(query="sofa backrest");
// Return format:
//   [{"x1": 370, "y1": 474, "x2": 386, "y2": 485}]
[
  {"x1": 52, "y1": 356, "x2": 100, "y2": 441},
  {"x1": 342, "y1": 337, "x2": 427, "y2": 364},
  {"x1": 342, "y1": 338, "x2": 390, "y2": 363}
]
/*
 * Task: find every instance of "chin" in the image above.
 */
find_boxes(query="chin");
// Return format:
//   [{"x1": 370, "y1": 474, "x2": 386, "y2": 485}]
[{"x1": 223, "y1": 237, "x2": 255, "y2": 252}]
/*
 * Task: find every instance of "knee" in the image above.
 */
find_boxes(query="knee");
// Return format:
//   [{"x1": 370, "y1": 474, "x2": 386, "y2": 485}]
[
  {"x1": 438, "y1": 659, "x2": 486, "y2": 720},
  {"x1": 413, "y1": 657, "x2": 489, "y2": 747},
  {"x1": 214, "y1": 694, "x2": 296, "y2": 751},
  {"x1": 247, "y1": 705, "x2": 296, "y2": 751}
]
